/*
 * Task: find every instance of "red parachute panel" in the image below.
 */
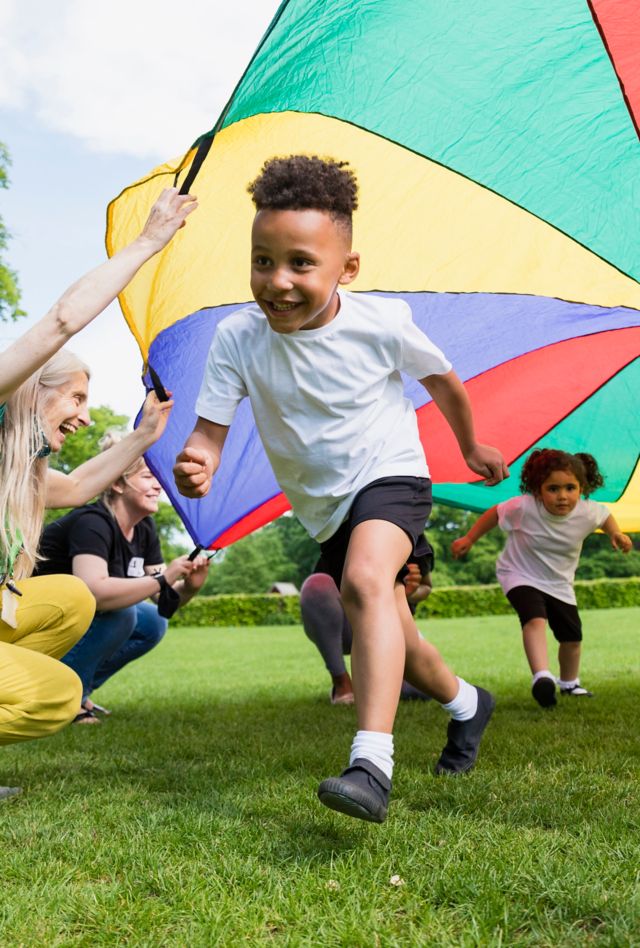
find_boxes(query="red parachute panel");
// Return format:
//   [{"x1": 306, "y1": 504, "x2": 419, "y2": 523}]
[
  {"x1": 416, "y1": 327, "x2": 640, "y2": 482},
  {"x1": 590, "y1": 0, "x2": 640, "y2": 134}
]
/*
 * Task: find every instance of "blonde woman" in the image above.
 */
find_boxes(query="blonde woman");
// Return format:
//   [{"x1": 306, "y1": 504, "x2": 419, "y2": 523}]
[{"x1": 0, "y1": 188, "x2": 197, "y2": 797}]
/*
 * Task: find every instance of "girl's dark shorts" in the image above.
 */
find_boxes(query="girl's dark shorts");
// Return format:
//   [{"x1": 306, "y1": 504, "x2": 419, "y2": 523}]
[
  {"x1": 506, "y1": 585, "x2": 582, "y2": 643},
  {"x1": 315, "y1": 476, "x2": 432, "y2": 587}
]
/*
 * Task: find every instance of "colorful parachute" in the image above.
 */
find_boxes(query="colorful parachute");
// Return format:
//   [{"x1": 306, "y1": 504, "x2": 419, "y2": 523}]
[{"x1": 107, "y1": 0, "x2": 640, "y2": 547}]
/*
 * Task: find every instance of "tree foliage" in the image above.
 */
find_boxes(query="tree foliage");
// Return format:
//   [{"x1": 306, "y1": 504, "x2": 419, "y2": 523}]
[
  {"x1": 200, "y1": 502, "x2": 639, "y2": 594},
  {"x1": 0, "y1": 142, "x2": 25, "y2": 323},
  {"x1": 153, "y1": 501, "x2": 189, "y2": 563},
  {"x1": 201, "y1": 515, "x2": 319, "y2": 595}
]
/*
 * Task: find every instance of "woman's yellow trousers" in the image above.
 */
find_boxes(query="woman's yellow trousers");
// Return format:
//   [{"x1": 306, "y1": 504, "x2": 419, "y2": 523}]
[{"x1": 0, "y1": 575, "x2": 95, "y2": 745}]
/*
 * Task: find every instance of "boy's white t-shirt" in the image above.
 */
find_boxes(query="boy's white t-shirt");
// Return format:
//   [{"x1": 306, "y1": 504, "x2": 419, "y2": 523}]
[
  {"x1": 496, "y1": 493, "x2": 610, "y2": 604},
  {"x1": 196, "y1": 291, "x2": 452, "y2": 542}
]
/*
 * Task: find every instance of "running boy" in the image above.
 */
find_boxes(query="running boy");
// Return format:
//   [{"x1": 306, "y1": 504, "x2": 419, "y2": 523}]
[{"x1": 174, "y1": 156, "x2": 508, "y2": 823}]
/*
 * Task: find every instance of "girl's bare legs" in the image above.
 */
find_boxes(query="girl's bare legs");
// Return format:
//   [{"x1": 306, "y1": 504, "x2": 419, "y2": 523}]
[
  {"x1": 522, "y1": 617, "x2": 557, "y2": 707},
  {"x1": 340, "y1": 519, "x2": 411, "y2": 733},
  {"x1": 521, "y1": 618, "x2": 549, "y2": 674},
  {"x1": 558, "y1": 641, "x2": 581, "y2": 681}
]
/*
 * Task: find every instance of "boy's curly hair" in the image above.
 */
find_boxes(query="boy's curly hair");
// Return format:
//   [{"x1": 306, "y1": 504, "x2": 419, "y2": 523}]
[
  {"x1": 520, "y1": 448, "x2": 604, "y2": 497},
  {"x1": 248, "y1": 155, "x2": 358, "y2": 230}
]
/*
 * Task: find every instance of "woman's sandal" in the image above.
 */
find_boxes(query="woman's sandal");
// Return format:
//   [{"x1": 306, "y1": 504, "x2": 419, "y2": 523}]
[
  {"x1": 73, "y1": 709, "x2": 101, "y2": 725},
  {"x1": 82, "y1": 700, "x2": 111, "y2": 717}
]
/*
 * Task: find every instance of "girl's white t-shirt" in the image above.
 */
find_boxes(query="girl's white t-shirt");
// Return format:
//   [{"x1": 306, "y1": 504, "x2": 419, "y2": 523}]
[
  {"x1": 196, "y1": 291, "x2": 451, "y2": 541},
  {"x1": 496, "y1": 493, "x2": 610, "y2": 604}
]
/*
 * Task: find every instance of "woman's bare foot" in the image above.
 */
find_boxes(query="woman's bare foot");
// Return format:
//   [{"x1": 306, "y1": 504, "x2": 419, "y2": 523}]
[{"x1": 331, "y1": 671, "x2": 355, "y2": 705}]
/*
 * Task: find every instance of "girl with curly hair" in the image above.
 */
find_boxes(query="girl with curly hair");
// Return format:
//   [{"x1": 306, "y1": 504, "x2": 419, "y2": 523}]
[{"x1": 452, "y1": 449, "x2": 632, "y2": 707}]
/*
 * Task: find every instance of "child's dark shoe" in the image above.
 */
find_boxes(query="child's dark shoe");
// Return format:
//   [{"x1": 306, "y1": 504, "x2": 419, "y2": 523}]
[
  {"x1": 399, "y1": 681, "x2": 432, "y2": 701},
  {"x1": 435, "y1": 686, "x2": 496, "y2": 775},
  {"x1": 317, "y1": 758, "x2": 390, "y2": 823},
  {"x1": 560, "y1": 683, "x2": 593, "y2": 697},
  {"x1": 532, "y1": 676, "x2": 557, "y2": 707},
  {"x1": 0, "y1": 786, "x2": 22, "y2": 800}
]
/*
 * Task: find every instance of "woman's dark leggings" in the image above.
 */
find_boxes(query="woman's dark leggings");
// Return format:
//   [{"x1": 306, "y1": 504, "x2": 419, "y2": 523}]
[
  {"x1": 299, "y1": 572, "x2": 430, "y2": 700},
  {"x1": 300, "y1": 573, "x2": 351, "y2": 677}
]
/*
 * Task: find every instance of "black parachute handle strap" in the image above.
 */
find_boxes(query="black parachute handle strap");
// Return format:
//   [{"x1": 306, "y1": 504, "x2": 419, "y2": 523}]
[
  {"x1": 147, "y1": 363, "x2": 170, "y2": 402},
  {"x1": 174, "y1": 0, "x2": 293, "y2": 196},
  {"x1": 142, "y1": 364, "x2": 203, "y2": 562},
  {"x1": 177, "y1": 136, "x2": 214, "y2": 196}
]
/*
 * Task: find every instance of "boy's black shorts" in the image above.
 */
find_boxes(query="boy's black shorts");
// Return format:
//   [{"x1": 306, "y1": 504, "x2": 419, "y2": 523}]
[
  {"x1": 315, "y1": 476, "x2": 433, "y2": 588},
  {"x1": 506, "y1": 585, "x2": 582, "y2": 643}
]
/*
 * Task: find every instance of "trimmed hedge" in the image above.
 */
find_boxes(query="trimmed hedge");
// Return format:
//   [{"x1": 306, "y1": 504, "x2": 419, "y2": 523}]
[{"x1": 176, "y1": 577, "x2": 640, "y2": 627}]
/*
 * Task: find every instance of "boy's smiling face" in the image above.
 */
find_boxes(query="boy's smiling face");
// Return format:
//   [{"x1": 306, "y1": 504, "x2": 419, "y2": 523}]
[{"x1": 250, "y1": 208, "x2": 359, "y2": 333}]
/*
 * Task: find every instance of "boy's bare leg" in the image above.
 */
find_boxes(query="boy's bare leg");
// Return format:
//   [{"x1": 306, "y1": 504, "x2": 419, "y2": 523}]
[
  {"x1": 398, "y1": 587, "x2": 457, "y2": 703},
  {"x1": 318, "y1": 520, "x2": 495, "y2": 820},
  {"x1": 340, "y1": 519, "x2": 411, "y2": 733},
  {"x1": 317, "y1": 520, "x2": 410, "y2": 823}
]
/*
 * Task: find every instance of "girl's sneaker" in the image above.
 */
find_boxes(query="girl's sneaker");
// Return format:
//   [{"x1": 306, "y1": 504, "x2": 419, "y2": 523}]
[
  {"x1": 531, "y1": 676, "x2": 557, "y2": 707},
  {"x1": 560, "y1": 684, "x2": 594, "y2": 697}
]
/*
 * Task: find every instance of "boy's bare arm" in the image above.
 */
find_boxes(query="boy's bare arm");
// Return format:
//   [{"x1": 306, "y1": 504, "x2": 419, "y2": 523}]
[
  {"x1": 600, "y1": 514, "x2": 633, "y2": 553},
  {"x1": 451, "y1": 506, "x2": 499, "y2": 558},
  {"x1": 174, "y1": 418, "x2": 229, "y2": 498},
  {"x1": 420, "y1": 370, "x2": 509, "y2": 486}
]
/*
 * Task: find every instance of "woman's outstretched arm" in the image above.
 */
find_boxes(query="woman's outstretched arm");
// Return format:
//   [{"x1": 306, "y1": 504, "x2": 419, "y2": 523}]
[{"x1": 0, "y1": 188, "x2": 197, "y2": 404}]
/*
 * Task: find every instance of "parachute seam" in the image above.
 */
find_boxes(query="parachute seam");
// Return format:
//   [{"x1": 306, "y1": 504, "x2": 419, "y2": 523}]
[{"x1": 216, "y1": 109, "x2": 640, "y2": 288}]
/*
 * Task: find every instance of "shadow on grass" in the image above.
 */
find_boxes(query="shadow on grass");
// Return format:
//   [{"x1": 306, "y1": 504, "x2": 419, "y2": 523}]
[{"x1": 7, "y1": 676, "x2": 637, "y2": 866}]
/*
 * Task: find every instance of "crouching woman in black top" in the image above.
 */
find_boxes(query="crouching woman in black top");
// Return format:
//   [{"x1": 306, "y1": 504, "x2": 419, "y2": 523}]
[{"x1": 37, "y1": 436, "x2": 209, "y2": 722}]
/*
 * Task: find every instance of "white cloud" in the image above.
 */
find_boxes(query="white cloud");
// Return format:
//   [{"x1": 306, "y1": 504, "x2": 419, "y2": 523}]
[{"x1": 0, "y1": 0, "x2": 280, "y2": 159}]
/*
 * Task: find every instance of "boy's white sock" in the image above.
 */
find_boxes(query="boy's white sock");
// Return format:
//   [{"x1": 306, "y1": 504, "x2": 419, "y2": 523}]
[
  {"x1": 441, "y1": 677, "x2": 478, "y2": 721},
  {"x1": 349, "y1": 730, "x2": 394, "y2": 780},
  {"x1": 532, "y1": 670, "x2": 555, "y2": 685},
  {"x1": 558, "y1": 677, "x2": 579, "y2": 690}
]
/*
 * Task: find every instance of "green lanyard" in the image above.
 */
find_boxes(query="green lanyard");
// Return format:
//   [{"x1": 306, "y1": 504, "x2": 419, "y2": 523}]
[
  {"x1": 1, "y1": 528, "x2": 24, "y2": 579},
  {"x1": 0, "y1": 404, "x2": 32, "y2": 582}
]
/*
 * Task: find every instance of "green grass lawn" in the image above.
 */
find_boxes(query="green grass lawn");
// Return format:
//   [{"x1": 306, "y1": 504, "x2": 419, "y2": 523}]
[{"x1": 1, "y1": 608, "x2": 639, "y2": 946}]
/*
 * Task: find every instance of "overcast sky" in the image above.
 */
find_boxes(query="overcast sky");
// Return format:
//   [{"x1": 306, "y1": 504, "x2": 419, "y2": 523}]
[{"x1": 0, "y1": 0, "x2": 281, "y2": 418}]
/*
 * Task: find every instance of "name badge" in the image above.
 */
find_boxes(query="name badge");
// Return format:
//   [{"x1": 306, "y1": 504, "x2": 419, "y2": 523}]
[
  {"x1": 1, "y1": 588, "x2": 18, "y2": 628},
  {"x1": 127, "y1": 556, "x2": 145, "y2": 578}
]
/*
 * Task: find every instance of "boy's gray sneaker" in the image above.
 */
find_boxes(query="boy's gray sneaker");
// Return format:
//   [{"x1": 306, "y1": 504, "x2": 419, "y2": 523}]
[
  {"x1": 532, "y1": 676, "x2": 557, "y2": 707},
  {"x1": 435, "y1": 686, "x2": 496, "y2": 775},
  {"x1": 318, "y1": 758, "x2": 390, "y2": 823},
  {"x1": 0, "y1": 786, "x2": 22, "y2": 801}
]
